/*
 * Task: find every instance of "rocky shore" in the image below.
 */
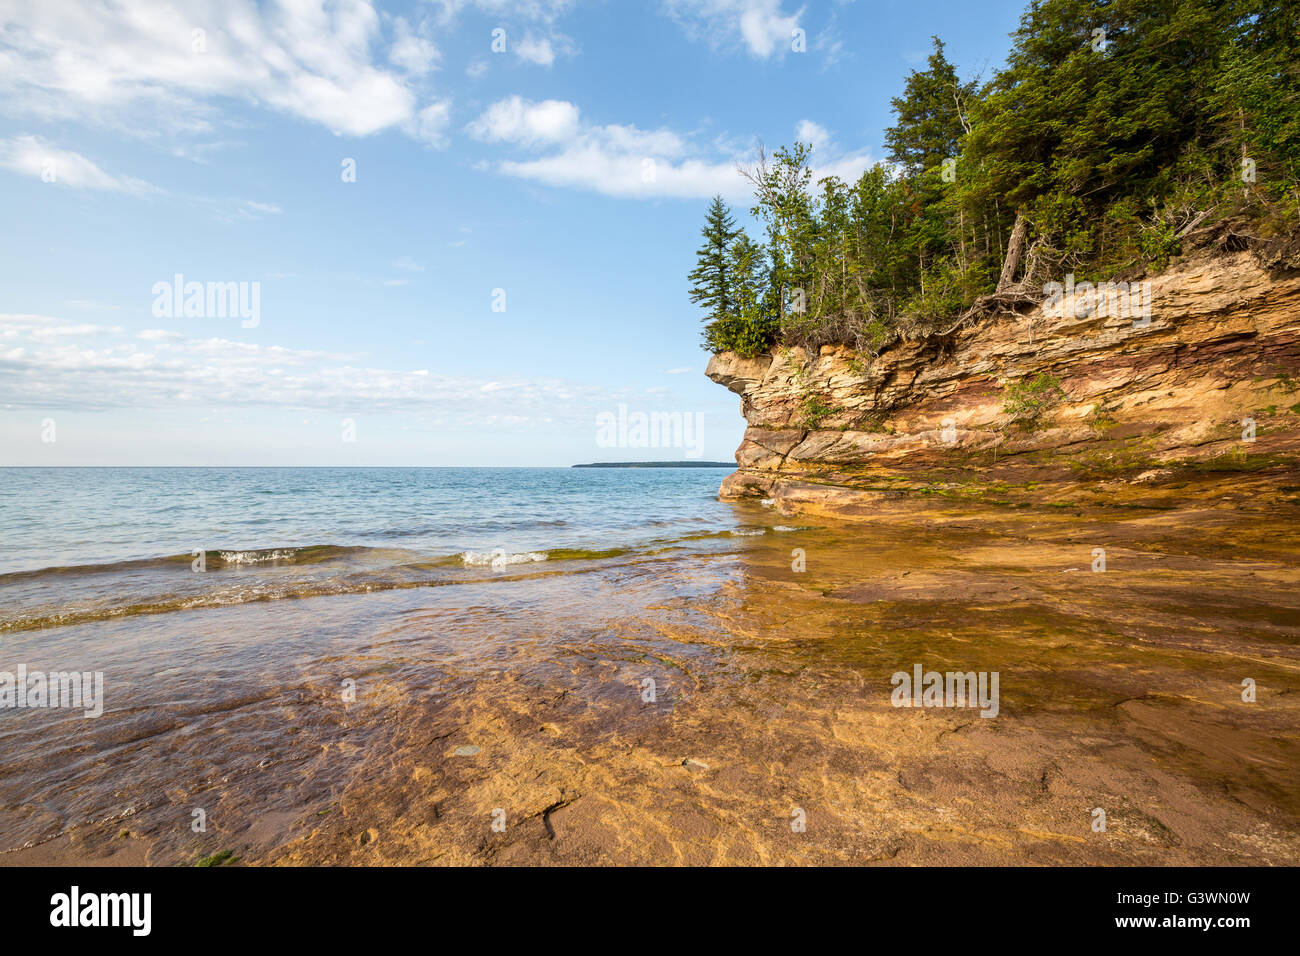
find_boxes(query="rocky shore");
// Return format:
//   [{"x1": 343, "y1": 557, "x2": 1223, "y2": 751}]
[{"x1": 707, "y1": 251, "x2": 1300, "y2": 518}]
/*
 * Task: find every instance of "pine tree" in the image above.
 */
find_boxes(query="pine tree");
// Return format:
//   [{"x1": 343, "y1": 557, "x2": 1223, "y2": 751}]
[
  {"x1": 728, "y1": 230, "x2": 767, "y2": 324},
  {"x1": 688, "y1": 196, "x2": 740, "y2": 323},
  {"x1": 693, "y1": 0, "x2": 1300, "y2": 357},
  {"x1": 884, "y1": 37, "x2": 977, "y2": 178},
  {"x1": 884, "y1": 37, "x2": 981, "y2": 304}
]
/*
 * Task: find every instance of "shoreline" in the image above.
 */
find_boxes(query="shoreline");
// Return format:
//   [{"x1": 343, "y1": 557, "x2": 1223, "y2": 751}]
[{"x1": 6, "y1": 493, "x2": 1296, "y2": 866}]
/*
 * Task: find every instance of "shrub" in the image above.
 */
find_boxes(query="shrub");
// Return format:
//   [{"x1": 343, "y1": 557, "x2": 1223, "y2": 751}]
[
  {"x1": 702, "y1": 312, "x2": 778, "y2": 358},
  {"x1": 1002, "y1": 372, "x2": 1066, "y2": 431}
]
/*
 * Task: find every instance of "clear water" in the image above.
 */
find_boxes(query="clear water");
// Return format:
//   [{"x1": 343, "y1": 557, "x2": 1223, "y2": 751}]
[
  {"x1": 0, "y1": 467, "x2": 743, "y2": 574},
  {"x1": 0, "y1": 465, "x2": 802, "y2": 855},
  {"x1": 0, "y1": 467, "x2": 773, "y2": 633}
]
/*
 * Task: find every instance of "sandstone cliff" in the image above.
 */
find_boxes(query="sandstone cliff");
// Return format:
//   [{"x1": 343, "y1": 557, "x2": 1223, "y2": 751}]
[{"x1": 707, "y1": 251, "x2": 1300, "y2": 517}]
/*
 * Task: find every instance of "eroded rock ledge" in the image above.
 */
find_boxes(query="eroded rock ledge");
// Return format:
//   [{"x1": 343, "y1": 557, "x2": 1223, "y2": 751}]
[{"x1": 706, "y1": 251, "x2": 1300, "y2": 518}]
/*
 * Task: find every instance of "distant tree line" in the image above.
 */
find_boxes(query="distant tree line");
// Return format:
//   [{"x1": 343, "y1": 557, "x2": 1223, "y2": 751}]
[{"x1": 690, "y1": 0, "x2": 1300, "y2": 359}]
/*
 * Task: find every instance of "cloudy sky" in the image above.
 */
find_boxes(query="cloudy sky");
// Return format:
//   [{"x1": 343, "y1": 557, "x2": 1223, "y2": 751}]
[{"x1": 0, "y1": 0, "x2": 1023, "y2": 465}]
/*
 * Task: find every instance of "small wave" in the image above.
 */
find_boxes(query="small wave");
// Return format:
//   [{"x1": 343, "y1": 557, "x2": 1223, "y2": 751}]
[
  {"x1": 0, "y1": 538, "x2": 726, "y2": 634},
  {"x1": 215, "y1": 549, "x2": 301, "y2": 565},
  {"x1": 730, "y1": 528, "x2": 766, "y2": 537},
  {"x1": 0, "y1": 544, "x2": 372, "y2": 582},
  {"x1": 460, "y1": 548, "x2": 548, "y2": 568}
]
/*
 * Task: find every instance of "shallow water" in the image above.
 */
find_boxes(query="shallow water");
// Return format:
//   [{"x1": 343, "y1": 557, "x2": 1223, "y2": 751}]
[
  {"x1": 0, "y1": 467, "x2": 759, "y2": 632},
  {"x1": 0, "y1": 467, "x2": 760, "y2": 855},
  {"x1": 1, "y1": 468, "x2": 1298, "y2": 865}
]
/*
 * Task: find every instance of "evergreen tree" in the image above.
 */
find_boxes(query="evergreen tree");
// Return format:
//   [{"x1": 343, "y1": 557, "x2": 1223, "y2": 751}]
[
  {"x1": 687, "y1": 196, "x2": 740, "y2": 322},
  {"x1": 728, "y1": 230, "x2": 767, "y2": 322},
  {"x1": 884, "y1": 37, "x2": 977, "y2": 177},
  {"x1": 701, "y1": 230, "x2": 778, "y2": 357},
  {"x1": 884, "y1": 38, "x2": 982, "y2": 305},
  {"x1": 693, "y1": 0, "x2": 1299, "y2": 358}
]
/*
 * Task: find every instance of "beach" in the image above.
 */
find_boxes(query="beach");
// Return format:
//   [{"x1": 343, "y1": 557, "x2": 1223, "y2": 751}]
[{"x1": 2, "y1": 467, "x2": 1297, "y2": 865}]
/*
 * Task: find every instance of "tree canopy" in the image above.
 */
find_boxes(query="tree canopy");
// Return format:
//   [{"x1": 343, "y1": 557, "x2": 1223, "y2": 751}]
[{"x1": 691, "y1": 0, "x2": 1299, "y2": 359}]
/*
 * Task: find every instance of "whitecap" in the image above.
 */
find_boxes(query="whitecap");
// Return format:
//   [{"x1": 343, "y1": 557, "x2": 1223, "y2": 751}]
[
  {"x1": 461, "y1": 548, "x2": 547, "y2": 568},
  {"x1": 217, "y1": 549, "x2": 298, "y2": 565}
]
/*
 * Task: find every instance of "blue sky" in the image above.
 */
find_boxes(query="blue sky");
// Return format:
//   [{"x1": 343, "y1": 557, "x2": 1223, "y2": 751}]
[{"x1": 0, "y1": 0, "x2": 1025, "y2": 466}]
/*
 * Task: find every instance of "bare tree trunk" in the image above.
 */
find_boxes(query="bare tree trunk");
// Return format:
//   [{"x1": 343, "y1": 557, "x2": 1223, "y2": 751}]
[
  {"x1": 997, "y1": 210, "x2": 1028, "y2": 292},
  {"x1": 958, "y1": 209, "x2": 968, "y2": 272},
  {"x1": 993, "y1": 199, "x2": 1004, "y2": 262}
]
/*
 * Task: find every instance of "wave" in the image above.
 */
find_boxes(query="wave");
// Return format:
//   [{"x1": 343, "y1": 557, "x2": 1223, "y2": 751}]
[
  {"x1": 0, "y1": 544, "x2": 665, "y2": 634},
  {"x1": 460, "y1": 548, "x2": 548, "y2": 568},
  {"x1": 0, "y1": 527, "x2": 774, "y2": 634},
  {"x1": 0, "y1": 544, "x2": 371, "y2": 582},
  {"x1": 213, "y1": 548, "x2": 306, "y2": 565}
]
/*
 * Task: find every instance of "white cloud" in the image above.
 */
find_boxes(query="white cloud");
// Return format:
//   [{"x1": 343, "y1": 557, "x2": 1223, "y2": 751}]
[
  {"x1": 515, "y1": 33, "x2": 556, "y2": 65},
  {"x1": 0, "y1": 0, "x2": 448, "y2": 144},
  {"x1": 663, "y1": 0, "x2": 803, "y2": 58},
  {"x1": 0, "y1": 313, "x2": 613, "y2": 421},
  {"x1": 0, "y1": 315, "x2": 123, "y2": 342},
  {"x1": 813, "y1": 13, "x2": 847, "y2": 69},
  {"x1": 795, "y1": 119, "x2": 831, "y2": 152},
  {"x1": 388, "y1": 17, "x2": 440, "y2": 76},
  {"x1": 468, "y1": 96, "x2": 581, "y2": 146},
  {"x1": 429, "y1": 1, "x2": 576, "y2": 24},
  {"x1": 470, "y1": 96, "x2": 746, "y2": 198},
  {"x1": 394, "y1": 257, "x2": 425, "y2": 272},
  {"x1": 499, "y1": 149, "x2": 744, "y2": 199},
  {"x1": 513, "y1": 31, "x2": 575, "y2": 66},
  {"x1": 195, "y1": 197, "x2": 283, "y2": 224},
  {"x1": 138, "y1": 329, "x2": 185, "y2": 342},
  {"x1": 469, "y1": 101, "x2": 875, "y2": 200},
  {"x1": 408, "y1": 99, "x2": 454, "y2": 147},
  {"x1": 0, "y1": 136, "x2": 158, "y2": 194},
  {"x1": 792, "y1": 121, "x2": 875, "y2": 184},
  {"x1": 0, "y1": 136, "x2": 284, "y2": 222}
]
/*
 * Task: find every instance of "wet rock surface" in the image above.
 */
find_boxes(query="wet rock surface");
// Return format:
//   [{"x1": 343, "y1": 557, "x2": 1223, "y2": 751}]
[{"x1": 7, "y1": 495, "x2": 1297, "y2": 866}]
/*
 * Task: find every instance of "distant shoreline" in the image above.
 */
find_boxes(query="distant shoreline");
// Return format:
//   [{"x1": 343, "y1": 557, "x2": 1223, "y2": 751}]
[{"x1": 572, "y1": 461, "x2": 735, "y2": 468}]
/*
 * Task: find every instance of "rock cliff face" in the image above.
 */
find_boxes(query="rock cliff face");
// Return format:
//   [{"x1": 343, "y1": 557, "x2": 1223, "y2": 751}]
[{"x1": 706, "y1": 251, "x2": 1300, "y2": 517}]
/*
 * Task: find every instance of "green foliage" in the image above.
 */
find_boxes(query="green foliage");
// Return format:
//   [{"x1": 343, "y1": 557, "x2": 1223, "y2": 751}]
[
  {"x1": 885, "y1": 38, "x2": 978, "y2": 178},
  {"x1": 193, "y1": 849, "x2": 238, "y2": 867},
  {"x1": 688, "y1": 195, "x2": 739, "y2": 322},
  {"x1": 690, "y1": 0, "x2": 1300, "y2": 359},
  {"x1": 1088, "y1": 402, "x2": 1119, "y2": 433},
  {"x1": 702, "y1": 311, "x2": 778, "y2": 357},
  {"x1": 1002, "y1": 373, "x2": 1066, "y2": 431},
  {"x1": 691, "y1": 197, "x2": 779, "y2": 356},
  {"x1": 799, "y1": 395, "x2": 834, "y2": 429}
]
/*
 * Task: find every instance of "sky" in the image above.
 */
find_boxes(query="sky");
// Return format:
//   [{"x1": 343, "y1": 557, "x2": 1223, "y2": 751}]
[{"x1": 0, "y1": 0, "x2": 1027, "y2": 466}]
